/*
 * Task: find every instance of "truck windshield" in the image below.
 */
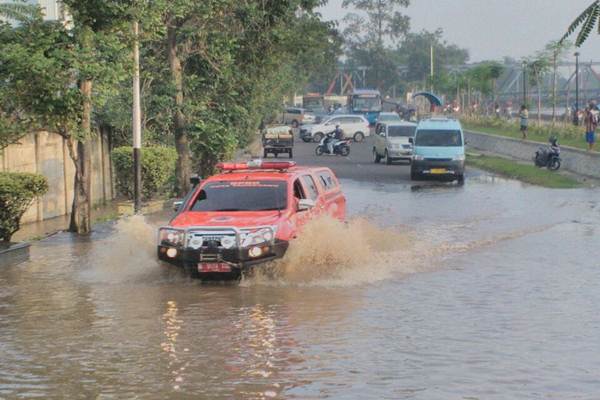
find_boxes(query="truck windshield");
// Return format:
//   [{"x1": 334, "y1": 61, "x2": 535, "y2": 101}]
[
  {"x1": 415, "y1": 129, "x2": 462, "y2": 146},
  {"x1": 190, "y1": 181, "x2": 287, "y2": 212},
  {"x1": 388, "y1": 126, "x2": 415, "y2": 137}
]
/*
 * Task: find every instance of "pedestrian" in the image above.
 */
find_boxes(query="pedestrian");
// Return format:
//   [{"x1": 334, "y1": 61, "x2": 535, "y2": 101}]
[
  {"x1": 519, "y1": 105, "x2": 529, "y2": 139},
  {"x1": 584, "y1": 101, "x2": 599, "y2": 151}
]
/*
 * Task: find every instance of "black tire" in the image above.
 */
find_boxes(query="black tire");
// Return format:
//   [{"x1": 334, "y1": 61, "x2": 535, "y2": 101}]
[
  {"x1": 340, "y1": 145, "x2": 350, "y2": 156},
  {"x1": 354, "y1": 132, "x2": 365, "y2": 142},
  {"x1": 302, "y1": 137, "x2": 312, "y2": 143},
  {"x1": 548, "y1": 158, "x2": 561, "y2": 171},
  {"x1": 457, "y1": 174, "x2": 465, "y2": 184},
  {"x1": 385, "y1": 150, "x2": 392, "y2": 165},
  {"x1": 313, "y1": 132, "x2": 324, "y2": 143},
  {"x1": 410, "y1": 168, "x2": 420, "y2": 181},
  {"x1": 263, "y1": 149, "x2": 268, "y2": 158},
  {"x1": 315, "y1": 146, "x2": 324, "y2": 156},
  {"x1": 183, "y1": 262, "x2": 200, "y2": 279},
  {"x1": 373, "y1": 148, "x2": 381, "y2": 163},
  {"x1": 289, "y1": 149, "x2": 293, "y2": 158},
  {"x1": 292, "y1": 120, "x2": 299, "y2": 128}
]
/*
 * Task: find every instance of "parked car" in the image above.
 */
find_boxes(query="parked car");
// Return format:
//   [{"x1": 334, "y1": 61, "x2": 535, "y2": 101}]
[
  {"x1": 282, "y1": 107, "x2": 309, "y2": 127},
  {"x1": 299, "y1": 114, "x2": 370, "y2": 143},
  {"x1": 303, "y1": 112, "x2": 317, "y2": 124},
  {"x1": 410, "y1": 117, "x2": 465, "y2": 182},
  {"x1": 158, "y1": 160, "x2": 346, "y2": 280},
  {"x1": 373, "y1": 121, "x2": 416, "y2": 164}
]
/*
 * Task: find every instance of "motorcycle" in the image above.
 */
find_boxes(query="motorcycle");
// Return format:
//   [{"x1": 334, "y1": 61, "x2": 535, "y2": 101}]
[
  {"x1": 315, "y1": 135, "x2": 351, "y2": 156},
  {"x1": 533, "y1": 138, "x2": 561, "y2": 171}
]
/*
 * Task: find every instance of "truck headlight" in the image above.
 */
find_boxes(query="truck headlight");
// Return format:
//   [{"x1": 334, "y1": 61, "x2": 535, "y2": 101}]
[
  {"x1": 158, "y1": 228, "x2": 185, "y2": 247},
  {"x1": 453, "y1": 154, "x2": 466, "y2": 161},
  {"x1": 220, "y1": 236, "x2": 236, "y2": 249},
  {"x1": 241, "y1": 227, "x2": 276, "y2": 247},
  {"x1": 413, "y1": 154, "x2": 424, "y2": 161}
]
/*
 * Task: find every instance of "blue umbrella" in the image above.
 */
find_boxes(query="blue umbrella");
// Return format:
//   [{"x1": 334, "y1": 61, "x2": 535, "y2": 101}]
[{"x1": 412, "y1": 92, "x2": 443, "y2": 111}]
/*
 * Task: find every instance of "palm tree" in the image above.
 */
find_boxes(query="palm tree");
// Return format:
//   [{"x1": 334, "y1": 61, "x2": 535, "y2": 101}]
[{"x1": 561, "y1": 1, "x2": 600, "y2": 46}]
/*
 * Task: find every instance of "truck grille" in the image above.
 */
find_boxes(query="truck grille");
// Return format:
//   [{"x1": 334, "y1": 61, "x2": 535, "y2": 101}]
[
  {"x1": 199, "y1": 252, "x2": 222, "y2": 262},
  {"x1": 187, "y1": 230, "x2": 237, "y2": 249},
  {"x1": 425, "y1": 158, "x2": 452, "y2": 162}
]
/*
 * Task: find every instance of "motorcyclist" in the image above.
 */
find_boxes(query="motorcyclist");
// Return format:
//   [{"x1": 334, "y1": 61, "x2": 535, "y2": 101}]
[
  {"x1": 549, "y1": 136, "x2": 560, "y2": 155},
  {"x1": 327, "y1": 124, "x2": 344, "y2": 154}
]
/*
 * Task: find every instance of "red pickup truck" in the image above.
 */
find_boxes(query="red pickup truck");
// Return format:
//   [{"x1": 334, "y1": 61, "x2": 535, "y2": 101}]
[{"x1": 157, "y1": 160, "x2": 346, "y2": 279}]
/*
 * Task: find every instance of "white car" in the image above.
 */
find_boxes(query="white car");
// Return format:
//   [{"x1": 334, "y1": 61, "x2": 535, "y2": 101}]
[
  {"x1": 373, "y1": 121, "x2": 416, "y2": 164},
  {"x1": 303, "y1": 112, "x2": 317, "y2": 124},
  {"x1": 299, "y1": 114, "x2": 370, "y2": 143}
]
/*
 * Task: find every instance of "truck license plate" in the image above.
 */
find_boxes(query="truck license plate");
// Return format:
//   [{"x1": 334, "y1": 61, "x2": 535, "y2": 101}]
[
  {"x1": 198, "y1": 263, "x2": 231, "y2": 273},
  {"x1": 430, "y1": 168, "x2": 447, "y2": 174}
]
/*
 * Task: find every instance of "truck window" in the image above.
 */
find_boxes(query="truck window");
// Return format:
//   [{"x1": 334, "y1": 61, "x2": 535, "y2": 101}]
[
  {"x1": 191, "y1": 181, "x2": 287, "y2": 212},
  {"x1": 415, "y1": 129, "x2": 462, "y2": 147},
  {"x1": 301, "y1": 175, "x2": 319, "y2": 200},
  {"x1": 318, "y1": 171, "x2": 336, "y2": 190},
  {"x1": 388, "y1": 126, "x2": 415, "y2": 137},
  {"x1": 293, "y1": 179, "x2": 306, "y2": 199}
]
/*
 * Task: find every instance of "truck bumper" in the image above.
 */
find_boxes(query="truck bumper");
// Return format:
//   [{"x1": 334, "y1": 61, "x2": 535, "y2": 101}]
[
  {"x1": 157, "y1": 240, "x2": 289, "y2": 278},
  {"x1": 411, "y1": 159, "x2": 465, "y2": 176}
]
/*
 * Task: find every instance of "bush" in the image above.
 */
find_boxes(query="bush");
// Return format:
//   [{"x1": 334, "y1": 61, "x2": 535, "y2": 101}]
[
  {"x1": 0, "y1": 172, "x2": 48, "y2": 242},
  {"x1": 112, "y1": 146, "x2": 178, "y2": 201}
]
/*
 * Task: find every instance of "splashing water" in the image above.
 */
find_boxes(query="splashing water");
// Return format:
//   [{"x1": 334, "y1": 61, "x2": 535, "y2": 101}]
[
  {"x1": 81, "y1": 215, "x2": 165, "y2": 284},
  {"x1": 245, "y1": 216, "x2": 418, "y2": 287}
]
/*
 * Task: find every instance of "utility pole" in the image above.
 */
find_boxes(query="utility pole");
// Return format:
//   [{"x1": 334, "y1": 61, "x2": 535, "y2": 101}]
[
  {"x1": 132, "y1": 20, "x2": 142, "y2": 213},
  {"x1": 522, "y1": 60, "x2": 527, "y2": 106},
  {"x1": 574, "y1": 51, "x2": 580, "y2": 126},
  {"x1": 430, "y1": 44, "x2": 434, "y2": 92}
]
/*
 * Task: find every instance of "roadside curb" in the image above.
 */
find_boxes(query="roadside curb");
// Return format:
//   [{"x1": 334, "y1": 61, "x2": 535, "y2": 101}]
[
  {"x1": 465, "y1": 129, "x2": 600, "y2": 181},
  {"x1": 116, "y1": 199, "x2": 170, "y2": 216},
  {"x1": 0, "y1": 242, "x2": 31, "y2": 268}
]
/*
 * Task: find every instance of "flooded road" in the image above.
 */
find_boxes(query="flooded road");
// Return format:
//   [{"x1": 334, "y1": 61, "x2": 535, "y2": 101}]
[{"x1": 2, "y1": 168, "x2": 600, "y2": 399}]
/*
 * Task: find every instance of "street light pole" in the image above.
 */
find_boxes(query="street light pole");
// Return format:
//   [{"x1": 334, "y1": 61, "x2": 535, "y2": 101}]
[
  {"x1": 430, "y1": 44, "x2": 434, "y2": 92},
  {"x1": 522, "y1": 60, "x2": 527, "y2": 106},
  {"x1": 132, "y1": 20, "x2": 142, "y2": 213},
  {"x1": 574, "y1": 51, "x2": 580, "y2": 126}
]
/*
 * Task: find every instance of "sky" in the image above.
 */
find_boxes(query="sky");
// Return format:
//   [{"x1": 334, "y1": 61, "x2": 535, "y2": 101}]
[{"x1": 318, "y1": 0, "x2": 600, "y2": 63}]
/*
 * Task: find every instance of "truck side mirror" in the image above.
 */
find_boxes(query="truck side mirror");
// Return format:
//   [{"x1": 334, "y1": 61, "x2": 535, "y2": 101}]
[
  {"x1": 190, "y1": 174, "x2": 201, "y2": 187},
  {"x1": 408, "y1": 137, "x2": 414, "y2": 144},
  {"x1": 173, "y1": 200, "x2": 183, "y2": 212}
]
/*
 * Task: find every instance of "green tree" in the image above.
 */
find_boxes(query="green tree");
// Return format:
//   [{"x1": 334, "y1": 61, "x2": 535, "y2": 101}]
[
  {"x1": 561, "y1": 0, "x2": 600, "y2": 47},
  {"x1": 342, "y1": 0, "x2": 410, "y2": 46},
  {"x1": 342, "y1": 0, "x2": 410, "y2": 88},
  {"x1": 0, "y1": 1, "x2": 129, "y2": 234},
  {"x1": 545, "y1": 39, "x2": 573, "y2": 123},
  {"x1": 398, "y1": 29, "x2": 469, "y2": 88},
  {"x1": 526, "y1": 55, "x2": 551, "y2": 123}
]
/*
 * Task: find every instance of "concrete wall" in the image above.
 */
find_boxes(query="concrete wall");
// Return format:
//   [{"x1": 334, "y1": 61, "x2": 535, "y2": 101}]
[
  {"x1": 1, "y1": 131, "x2": 114, "y2": 224},
  {"x1": 466, "y1": 130, "x2": 600, "y2": 180}
]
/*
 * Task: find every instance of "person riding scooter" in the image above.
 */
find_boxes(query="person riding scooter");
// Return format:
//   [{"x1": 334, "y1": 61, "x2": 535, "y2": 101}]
[{"x1": 326, "y1": 124, "x2": 344, "y2": 154}]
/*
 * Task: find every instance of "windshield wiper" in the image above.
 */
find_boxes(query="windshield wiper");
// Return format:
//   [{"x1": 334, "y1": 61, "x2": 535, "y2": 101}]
[{"x1": 213, "y1": 208, "x2": 244, "y2": 211}]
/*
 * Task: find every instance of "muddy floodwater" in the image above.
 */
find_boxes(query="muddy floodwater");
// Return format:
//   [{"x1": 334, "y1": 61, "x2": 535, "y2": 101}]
[{"x1": 1, "y1": 173, "x2": 600, "y2": 399}]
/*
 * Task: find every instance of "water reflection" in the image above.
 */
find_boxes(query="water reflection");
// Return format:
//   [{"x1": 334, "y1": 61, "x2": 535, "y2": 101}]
[{"x1": 1, "y1": 179, "x2": 599, "y2": 398}]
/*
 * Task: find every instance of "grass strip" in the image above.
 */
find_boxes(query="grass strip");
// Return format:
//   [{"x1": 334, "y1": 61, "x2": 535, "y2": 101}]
[
  {"x1": 462, "y1": 122, "x2": 589, "y2": 151},
  {"x1": 466, "y1": 154, "x2": 581, "y2": 189}
]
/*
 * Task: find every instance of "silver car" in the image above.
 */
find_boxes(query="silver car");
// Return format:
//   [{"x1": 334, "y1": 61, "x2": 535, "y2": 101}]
[{"x1": 373, "y1": 121, "x2": 416, "y2": 164}]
